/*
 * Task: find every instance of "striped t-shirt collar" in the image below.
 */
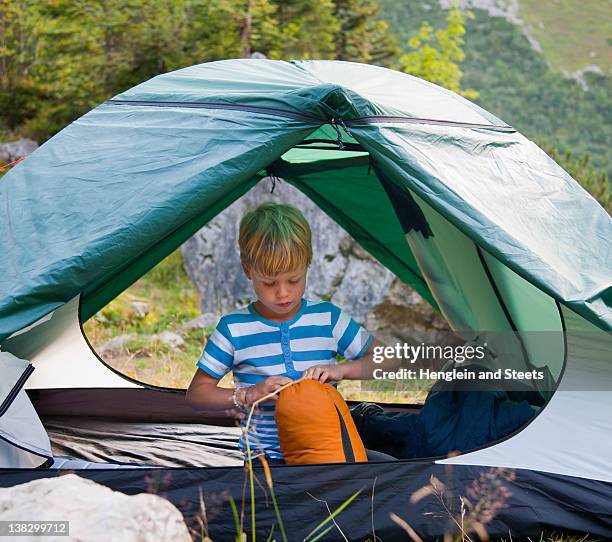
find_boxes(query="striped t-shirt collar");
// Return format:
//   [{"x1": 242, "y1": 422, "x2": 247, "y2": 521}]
[{"x1": 247, "y1": 298, "x2": 307, "y2": 327}]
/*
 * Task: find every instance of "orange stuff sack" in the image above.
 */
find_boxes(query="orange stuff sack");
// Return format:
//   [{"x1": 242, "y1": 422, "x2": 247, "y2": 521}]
[{"x1": 275, "y1": 379, "x2": 368, "y2": 464}]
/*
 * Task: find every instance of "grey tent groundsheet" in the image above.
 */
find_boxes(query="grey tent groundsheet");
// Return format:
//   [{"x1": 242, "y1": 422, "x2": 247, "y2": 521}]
[
  {"x1": 1, "y1": 460, "x2": 610, "y2": 540},
  {"x1": 43, "y1": 417, "x2": 242, "y2": 468}
]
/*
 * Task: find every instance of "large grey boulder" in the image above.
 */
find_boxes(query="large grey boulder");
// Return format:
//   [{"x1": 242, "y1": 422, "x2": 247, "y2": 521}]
[
  {"x1": 0, "y1": 139, "x2": 38, "y2": 163},
  {"x1": 182, "y1": 178, "x2": 451, "y2": 343},
  {"x1": 366, "y1": 278, "x2": 453, "y2": 346},
  {"x1": 0, "y1": 474, "x2": 191, "y2": 542},
  {"x1": 98, "y1": 334, "x2": 136, "y2": 355},
  {"x1": 155, "y1": 331, "x2": 185, "y2": 350},
  {"x1": 178, "y1": 313, "x2": 218, "y2": 333},
  {"x1": 182, "y1": 178, "x2": 395, "y2": 319}
]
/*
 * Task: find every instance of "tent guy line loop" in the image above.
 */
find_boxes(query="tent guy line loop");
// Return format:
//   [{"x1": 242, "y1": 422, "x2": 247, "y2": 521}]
[
  {"x1": 0, "y1": 157, "x2": 26, "y2": 170},
  {"x1": 104, "y1": 100, "x2": 516, "y2": 132}
]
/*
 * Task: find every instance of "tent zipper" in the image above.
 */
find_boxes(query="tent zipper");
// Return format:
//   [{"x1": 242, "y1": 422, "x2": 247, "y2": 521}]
[
  {"x1": 105, "y1": 100, "x2": 324, "y2": 124},
  {"x1": 105, "y1": 99, "x2": 514, "y2": 132},
  {"x1": 344, "y1": 116, "x2": 515, "y2": 132},
  {"x1": 0, "y1": 363, "x2": 34, "y2": 418}
]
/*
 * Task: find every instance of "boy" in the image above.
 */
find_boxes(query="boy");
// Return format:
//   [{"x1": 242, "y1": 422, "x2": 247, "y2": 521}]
[{"x1": 186, "y1": 201, "x2": 384, "y2": 463}]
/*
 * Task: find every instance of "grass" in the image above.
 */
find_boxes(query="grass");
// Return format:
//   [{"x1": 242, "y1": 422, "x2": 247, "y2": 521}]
[
  {"x1": 83, "y1": 249, "x2": 203, "y2": 388},
  {"x1": 338, "y1": 378, "x2": 434, "y2": 404},
  {"x1": 83, "y1": 249, "x2": 434, "y2": 402},
  {"x1": 517, "y1": 0, "x2": 612, "y2": 73}
]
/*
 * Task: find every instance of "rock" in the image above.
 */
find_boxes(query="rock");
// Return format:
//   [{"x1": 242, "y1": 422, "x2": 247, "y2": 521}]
[
  {"x1": 365, "y1": 278, "x2": 456, "y2": 346},
  {"x1": 333, "y1": 254, "x2": 395, "y2": 322},
  {"x1": 181, "y1": 178, "x2": 393, "y2": 320},
  {"x1": 565, "y1": 65, "x2": 604, "y2": 91},
  {"x1": 439, "y1": 0, "x2": 542, "y2": 52},
  {"x1": 178, "y1": 313, "x2": 218, "y2": 333},
  {"x1": 156, "y1": 331, "x2": 185, "y2": 350},
  {"x1": 129, "y1": 301, "x2": 149, "y2": 318},
  {"x1": 181, "y1": 177, "x2": 453, "y2": 343},
  {"x1": 98, "y1": 334, "x2": 136, "y2": 355},
  {"x1": 0, "y1": 139, "x2": 38, "y2": 164},
  {"x1": 0, "y1": 473, "x2": 191, "y2": 542}
]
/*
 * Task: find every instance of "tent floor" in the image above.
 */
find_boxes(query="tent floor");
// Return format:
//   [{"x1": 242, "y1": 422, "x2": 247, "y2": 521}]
[
  {"x1": 49, "y1": 456, "x2": 157, "y2": 470},
  {"x1": 43, "y1": 416, "x2": 243, "y2": 468},
  {"x1": 30, "y1": 388, "x2": 422, "y2": 468}
]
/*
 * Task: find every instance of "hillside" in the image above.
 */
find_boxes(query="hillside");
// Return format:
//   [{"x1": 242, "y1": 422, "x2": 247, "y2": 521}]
[
  {"x1": 379, "y1": 0, "x2": 612, "y2": 178},
  {"x1": 518, "y1": 0, "x2": 612, "y2": 74},
  {"x1": 436, "y1": 0, "x2": 612, "y2": 74}
]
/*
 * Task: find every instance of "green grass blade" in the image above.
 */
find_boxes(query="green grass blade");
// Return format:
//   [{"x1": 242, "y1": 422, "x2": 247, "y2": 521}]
[
  {"x1": 265, "y1": 524, "x2": 275, "y2": 542},
  {"x1": 307, "y1": 523, "x2": 335, "y2": 542},
  {"x1": 304, "y1": 487, "x2": 364, "y2": 542},
  {"x1": 228, "y1": 496, "x2": 242, "y2": 542}
]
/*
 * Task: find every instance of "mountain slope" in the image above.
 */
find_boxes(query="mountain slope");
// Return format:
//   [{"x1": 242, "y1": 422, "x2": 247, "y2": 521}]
[{"x1": 378, "y1": 0, "x2": 612, "y2": 177}]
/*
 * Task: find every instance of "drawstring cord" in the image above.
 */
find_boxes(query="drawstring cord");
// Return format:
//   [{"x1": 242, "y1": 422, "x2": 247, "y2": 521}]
[{"x1": 331, "y1": 117, "x2": 353, "y2": 150}]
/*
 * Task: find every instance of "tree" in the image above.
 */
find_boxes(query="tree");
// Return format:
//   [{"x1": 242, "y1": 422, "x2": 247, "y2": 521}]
[
  {"x1": 0, "y1": 0, "x2": 45, "y2": 131},
  {"x1": 333, "y1": 0, "x2": 398, "y2": 65},
  {"x1": 271, "y1": 0, "x2": 339, "y2": 60},
  {"x1": 0, "y1": 0, "x2": 353, "y2": 142},
  {"x1": 399, "y1": 6, "x2": 478, "y2": 99}
]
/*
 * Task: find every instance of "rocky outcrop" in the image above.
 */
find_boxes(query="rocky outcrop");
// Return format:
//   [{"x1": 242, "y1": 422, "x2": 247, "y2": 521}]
[
  {"x1": 439, "y1": 0, "x2": 542, "y2": 52},
  {"x1": 182, "y1": 178, "x2": 393, "y2": 319},
  {"x1": 566, "y1": 65, "x2": 604, "y2": 91},
  {"x1": 154, "y1": 331, "x2": 185, "y2": 350},
  {"x1": 98, "y1": 334, "x2": 136, "y2": 355},
  {"x1": 0, "y1": 474, "x2": 192, "y2": 542},
  {"x1": 181, "y1": 178, "x2": 451, "y2": 343},
  {"x1": 365, "y1": 278, "x2": 453, "y2": 346},
  {"x1": 0, "y1": 139, "x2": 38, "y2": 164},
  {"x1": 178, "y1": 313, "x2": 218, "y2": 333}
]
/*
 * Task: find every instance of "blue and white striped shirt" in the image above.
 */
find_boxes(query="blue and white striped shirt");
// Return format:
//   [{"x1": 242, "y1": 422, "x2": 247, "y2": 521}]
[{"x1": 197, "y1": 298, "x2": 373, "y2": 459}]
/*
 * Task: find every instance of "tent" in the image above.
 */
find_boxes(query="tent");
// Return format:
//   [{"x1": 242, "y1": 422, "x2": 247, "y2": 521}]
[{"x1": 0, "y1": 59, "x2": 610, "y2": 540}]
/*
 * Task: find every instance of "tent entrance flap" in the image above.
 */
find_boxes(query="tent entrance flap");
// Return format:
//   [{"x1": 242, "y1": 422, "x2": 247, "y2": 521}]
[
  {"x1": 66, "y1": 130, "x2": 567, "y2": 398},
  {"x1": 272, "y1": 150, "x2": 436, "y2": 309}
]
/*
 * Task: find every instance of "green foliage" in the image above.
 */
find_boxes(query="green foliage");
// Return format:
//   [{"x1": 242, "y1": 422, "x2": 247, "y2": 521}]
[
  {"x1": 0, "y1": 0, "x2": 46, "y2": 130},
  {"x1": 333, "y1": 0, "x2": 399, "y2": 65},
  {"x1": 146, "y1": 249, "x2": 190, "y2": 286},
  {"x1": 517, "y1": 0, "x2": 612, "y2": 73},
  {"x1": 272, "y1": 0, "x2": 339, "y2": 60},
  {"x1": 0, "y1": 0, "x2": 345, "y2": 141},
  {"x1": 379, "y1": 1, "x2": 612, "y2": 181},
  {"x1": 399, "y1": 7, "x2": 478, "y2": 99},
  {"x1": 87, "y1": 249, "x2": 200, "y2": 337}
]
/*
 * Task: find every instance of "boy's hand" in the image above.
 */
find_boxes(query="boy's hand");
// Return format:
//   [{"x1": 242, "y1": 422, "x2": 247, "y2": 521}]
[
  {"x1": 244, "y1": 376, "x2": 292, "y2": 406},
  {"x1": 303, "y1": 364, "x2": 346, "y2": 383}
]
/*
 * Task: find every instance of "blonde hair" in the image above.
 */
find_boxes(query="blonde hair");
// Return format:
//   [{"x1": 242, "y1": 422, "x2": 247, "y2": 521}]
[{"x1": 239, "y1": 202, "x2": 312, "y2": 277}]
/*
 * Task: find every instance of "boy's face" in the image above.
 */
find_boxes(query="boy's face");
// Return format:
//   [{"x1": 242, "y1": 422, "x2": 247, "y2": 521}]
[{"x1": 245, "y1": 266, "x2": 307, "y2": 320}]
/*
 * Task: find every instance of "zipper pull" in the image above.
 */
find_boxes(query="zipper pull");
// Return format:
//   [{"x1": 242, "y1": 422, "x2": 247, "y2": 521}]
[
  {"x1": 330, "y1": 118, "x2": 345, "y2": 150},
  {"x1": 338, "y1": 117, "x2": 353, "y2": 138}
]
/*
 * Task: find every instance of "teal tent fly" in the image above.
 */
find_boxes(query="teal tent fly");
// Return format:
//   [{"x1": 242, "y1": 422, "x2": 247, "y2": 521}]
[{"x1": 0, "y1": 60, "x2": 610, "y2": 540}]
